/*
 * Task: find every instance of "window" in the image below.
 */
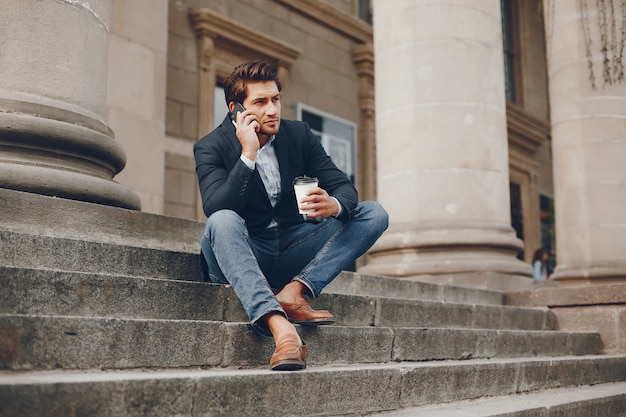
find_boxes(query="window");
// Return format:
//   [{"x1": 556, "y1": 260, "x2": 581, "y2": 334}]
[
  {"x1": 358, "y1": 0, "x2": 373, "y2": 24},
  {"x1": 214, "y1": 86, "x2": 228, "y2": 127},
  {"x1": 510, "y1": 182, "x2": 524, "y2": 260},
  {"x1": 539, "y1": 193, "x2": 556, "y2": 275},
  {"x1": 296, "y1": 104, "x2": 357, "y2": 184},
  {"x1": 501, "y1": 0, "x2": 521, "y2": 103}
]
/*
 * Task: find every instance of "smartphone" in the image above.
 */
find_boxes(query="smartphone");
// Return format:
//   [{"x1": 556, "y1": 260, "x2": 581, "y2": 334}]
[{"x1": 229, "y1": 102, "x2": 246, "y2": 122}]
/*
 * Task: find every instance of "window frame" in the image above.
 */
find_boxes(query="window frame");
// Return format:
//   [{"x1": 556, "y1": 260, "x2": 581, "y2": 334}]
[{"x1": 295, "y1": 103, "x2": 358, "y2": 184}]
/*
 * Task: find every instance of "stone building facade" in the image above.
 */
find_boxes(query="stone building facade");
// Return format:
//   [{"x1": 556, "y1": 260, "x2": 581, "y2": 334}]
[
  {"x1": 159, "y1": 0, "x2": 555, "y2": 279},
  {"x1": 2, "y1": 0, "x2": 624, "y2": 288},
  {"x1": 163, "y1": 0, "x2": 377, "y2": 222}
]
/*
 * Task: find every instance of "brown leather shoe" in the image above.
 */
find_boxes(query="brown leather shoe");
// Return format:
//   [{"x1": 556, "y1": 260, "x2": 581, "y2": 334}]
[
  {"x1": 279, "y1": 300, "x2": 335, "y2": 326},
  {"x1": 269, "y1": 337, "x2": 307, "y2": 371}
]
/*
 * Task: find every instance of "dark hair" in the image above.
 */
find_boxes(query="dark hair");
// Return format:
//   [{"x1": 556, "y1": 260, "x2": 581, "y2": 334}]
[
  {"x1": 223, "y1": 61, "x2": 282, "y2": 106},
  {"x1": 532, "y1": 249, "x2": 547, "y2": 263}
]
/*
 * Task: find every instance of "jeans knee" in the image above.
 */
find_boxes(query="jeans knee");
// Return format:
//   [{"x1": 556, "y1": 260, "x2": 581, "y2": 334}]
[
  {"x1": 203, "y1": 210, "x2": 246, "y2": 241},
  {"x1": 360, "y1": 201, "x2": 389, "y2": 232}
]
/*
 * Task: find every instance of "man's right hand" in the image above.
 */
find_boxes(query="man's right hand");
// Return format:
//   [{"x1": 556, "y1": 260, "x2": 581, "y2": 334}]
[{"x1": 235, "y1": 109, "x2": 260, "y2": 161}]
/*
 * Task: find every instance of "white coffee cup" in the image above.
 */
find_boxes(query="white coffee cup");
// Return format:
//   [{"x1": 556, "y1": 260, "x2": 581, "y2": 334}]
[{"x1": 293, "y1": 176, "x2": 318, "y2": 214}]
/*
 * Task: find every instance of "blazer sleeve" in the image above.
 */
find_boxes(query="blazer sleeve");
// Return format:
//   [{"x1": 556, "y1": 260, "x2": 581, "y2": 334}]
[{"x1": 193, "y1": 126, "x2": 256, "y2": 218}]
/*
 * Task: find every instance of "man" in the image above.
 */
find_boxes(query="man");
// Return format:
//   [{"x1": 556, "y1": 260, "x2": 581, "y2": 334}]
[{"x1": 194, "y1": 61, "x2": 388, "y2": 371}]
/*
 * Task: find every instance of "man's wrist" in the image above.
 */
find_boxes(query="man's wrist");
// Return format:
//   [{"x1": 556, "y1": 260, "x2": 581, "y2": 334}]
[
  {"x1": 330, "y1": 197, "x2": 342, "y2": 217},
  {"x1": 240, "y1": 154, "x2": 255, "y2": 170}
]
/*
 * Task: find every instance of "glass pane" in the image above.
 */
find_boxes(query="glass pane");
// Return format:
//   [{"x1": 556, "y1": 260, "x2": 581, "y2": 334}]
[
  {"x1": 504, "y1": 55, "x2": 516, "y2": 102},
  {"x1": 359, "y1": 0, "x2": 373, "y2": 24},
  {"x1": 297, "y1": 104, "x2": 356, "y2": 182},
  {"x1": 214, "y1": 86, "x2": 228, "y2": 127},
  {"x1": 501, "y1": 0, "x2": 513, "y2": 50},
  {"x1": 302, "y1": 110, "x2": 323, "y2": 132},
  {"x1": 539, "y1": 194, "x2": 556, "y2": 275},
  {"x1": 510, "y1": 182, "x2": 524, "y2": 260},
  {"x1": 500, "y1": 0, "x2": 517, "y2": 103},
  {"x1": 323, "y1": 118, "x2": 354, "y2": 139}
]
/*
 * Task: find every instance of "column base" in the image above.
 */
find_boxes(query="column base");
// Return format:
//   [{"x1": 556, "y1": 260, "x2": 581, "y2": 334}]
[
  {"x1": 0, "y1": 97, "x2": 141, "y2": 210},
  {"x1": 551, "y1": 261, "x2": 626, "y2": 284},
  {"x1": 361, "y1": 221, "x2": 533, "y2": 286}
]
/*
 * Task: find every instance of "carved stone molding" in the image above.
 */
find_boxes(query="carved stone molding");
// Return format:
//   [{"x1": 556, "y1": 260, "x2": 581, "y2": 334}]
[
  {"x1": 506, "y1": 103, "x2": 550, "y2": 154},
  {"x1": 352, "y1": 43, "x2": 375, "y2": 110},
  {"x1": 189, "y1": 9, "x2": 301, "y2": 70},
  {"x1": 352, "y1": 43, "x2": 376, "y2": 201},
  {"x1": 276, "y1": 0, "x2": 373, "y2": 43}
]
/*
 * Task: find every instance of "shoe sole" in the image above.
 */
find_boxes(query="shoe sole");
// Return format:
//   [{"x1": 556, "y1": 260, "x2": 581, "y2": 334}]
[
  {"x1": 270, "y1": 360, "x2": 306, "y2": 371},
  {"x1": 288, "y1": 318, "x2": 335, "y2": 326}
]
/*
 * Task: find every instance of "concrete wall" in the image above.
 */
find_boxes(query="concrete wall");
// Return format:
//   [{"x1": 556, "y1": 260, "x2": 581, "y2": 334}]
[{"x1": 106, "y1": 0, "x2": 169, "y2": 214}]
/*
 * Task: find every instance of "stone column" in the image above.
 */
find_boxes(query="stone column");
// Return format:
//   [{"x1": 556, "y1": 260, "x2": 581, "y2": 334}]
[
  {"x1": 352, "y1": 43, "x2": 377, "y2": 202},
  {"x1": 0, "y1": 0, "x2": 140, "y2": 210},
  {"x1": 543, "y1": 0, "x2": 626, "y2": 282},
  {"x1": 363, "y1": 0, "x2": 531, "y2": 283}
]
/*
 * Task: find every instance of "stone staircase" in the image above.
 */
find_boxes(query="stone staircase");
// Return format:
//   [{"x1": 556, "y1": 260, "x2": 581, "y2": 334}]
[{"x1": 1, "y1": 189, "x2": 625, "y2": 416}]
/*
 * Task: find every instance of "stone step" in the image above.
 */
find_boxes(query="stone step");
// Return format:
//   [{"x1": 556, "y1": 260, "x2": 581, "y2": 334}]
[
  {"x1": 1, "y1": 266, "x2": 557, "y2": 330},
  {"x1": 1, "y1": 230, "x2": 203, "y2": 281},
  {"x1": 0, "y1": 314, "x2": 602, "y2": 371},
  {"x1": 325, "y1": 272, "x2": 505, "y2": 306},
  {"x1": 367, "y1": 382, "x2": 626, "y2": 416},
  {"x1": 2, "y1": 230, "x2": 505, "y2": 308},
  {"x1": 0, "y1": 188, "x2": 204, "y2": 254},
  {"x1": 1, "y1": 356, "x2": 625, "y2": 417},
  {"x1": 505, "y1": 282, "x2": 626, "y2": 307},
  {"x1": 1, "y1": 187, "x2": 509, "y2": 307},
  {"x1": 506, "y1": 282, "x2": 626, "y2": 355},
  {"x1": 330, "y1": 294, "x2": 556, "y2": 331}
]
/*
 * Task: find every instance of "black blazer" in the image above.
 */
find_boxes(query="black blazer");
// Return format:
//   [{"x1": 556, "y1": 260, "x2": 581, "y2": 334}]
[{"x1": 194, "y1": 116, "x2": 358, "y2": 234}]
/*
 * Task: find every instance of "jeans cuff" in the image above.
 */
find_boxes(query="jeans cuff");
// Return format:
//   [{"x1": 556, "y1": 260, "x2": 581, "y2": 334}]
[
  {"x1": 293, "y1": 276, "x2": 318, "y2": 298},
  {"x1": 251, "y1": 309, "x2": 286, "y2": 338}
]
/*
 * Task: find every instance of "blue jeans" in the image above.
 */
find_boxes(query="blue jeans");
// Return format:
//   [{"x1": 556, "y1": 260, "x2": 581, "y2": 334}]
[{"x1": 200, "y1": 201, "x2": 388, "y2": 335}]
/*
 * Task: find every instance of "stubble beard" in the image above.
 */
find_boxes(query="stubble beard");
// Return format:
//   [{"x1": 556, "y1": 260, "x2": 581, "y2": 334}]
[{"x1": 259, "y1": 119, "x2": 280, "y2": 137}]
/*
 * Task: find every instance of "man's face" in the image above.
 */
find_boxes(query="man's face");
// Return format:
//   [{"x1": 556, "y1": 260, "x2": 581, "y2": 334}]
[{"x1": 241, "y1": 81, "x2": 281, "y2": 138}]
